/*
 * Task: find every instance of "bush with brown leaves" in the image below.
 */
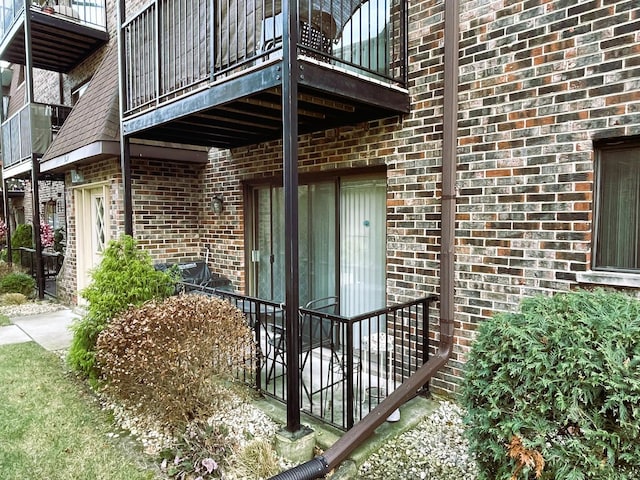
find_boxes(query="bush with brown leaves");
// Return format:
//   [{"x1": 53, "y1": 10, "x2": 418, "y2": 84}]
[{"x1": 96, "y1": 294, "x2": 257, "y2": 429}]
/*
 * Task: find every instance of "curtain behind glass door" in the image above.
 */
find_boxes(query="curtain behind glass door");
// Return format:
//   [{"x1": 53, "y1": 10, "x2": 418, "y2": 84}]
[{"x1": 340, "y1": 177, "x2": 386, "y2": 317}]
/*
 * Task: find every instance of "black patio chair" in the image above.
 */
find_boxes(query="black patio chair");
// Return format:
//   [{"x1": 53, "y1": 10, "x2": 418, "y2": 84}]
[{"x1": 266, "y1": 296, "x2": 343, "y2": 410}]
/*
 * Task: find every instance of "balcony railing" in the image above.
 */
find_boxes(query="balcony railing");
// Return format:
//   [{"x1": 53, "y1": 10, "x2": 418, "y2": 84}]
[
  {"x1": 191, "y1": 287, "x2": 436, "y2": 431},
  {"x1": 1, "y1": 103, "x2": 72, "y2": 169},
  {"x1": 0, "y1": 0, "x2": 107, "y2": 38},
  {"x1": 122, "y1": 0, "x2": 406, "y2": 115}
]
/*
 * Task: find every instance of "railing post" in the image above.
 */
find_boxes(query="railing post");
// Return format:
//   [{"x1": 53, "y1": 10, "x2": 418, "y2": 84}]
[
  {"x1": 282, "y1": 0, "x2": 301, "y2": 434},
  {"x1": 154, "y1": 0, "x2": 160, "y2": 105},
  {"x1": 345, "y1": 319, "x2": 355, "y2": 429},
  {"x1": 422, "y1": 298, "x2": 429, "y2": 365}
]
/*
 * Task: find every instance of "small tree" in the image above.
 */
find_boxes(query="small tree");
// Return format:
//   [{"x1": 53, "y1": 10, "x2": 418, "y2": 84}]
[
  {"x1": 8, "y1": 224, "x2": 33, "y2": 264},
  {"x1": 68, "y1": 235, "x2": 178, "y2": 382}
]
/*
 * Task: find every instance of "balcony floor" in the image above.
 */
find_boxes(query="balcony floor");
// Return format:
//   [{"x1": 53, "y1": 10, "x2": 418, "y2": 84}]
[{"x1": 122, "y1": 58, "x2": 410, "y2": 149}]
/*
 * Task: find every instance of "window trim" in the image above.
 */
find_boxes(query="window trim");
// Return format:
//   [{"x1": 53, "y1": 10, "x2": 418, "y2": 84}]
[{"x1": 592, "y1": 137, "x2": 640, "y2": 274}]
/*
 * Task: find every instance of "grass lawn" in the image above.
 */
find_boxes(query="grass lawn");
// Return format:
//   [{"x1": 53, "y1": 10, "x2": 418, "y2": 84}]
[
  {"x1": 0, "y1": 314, "x2": 10, "y2": 326},
  {"x1": 0, "y1": 342, "x2": 161, "y2": 480}
]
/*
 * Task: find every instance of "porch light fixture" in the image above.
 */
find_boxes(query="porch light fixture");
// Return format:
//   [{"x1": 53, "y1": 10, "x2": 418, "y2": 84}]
[
  {"x1": 211, "y1": 194, "x2": 224, "y2": 214},
  {"x1": 70, "y1": 169, "x2": 84, "y2": 184}
]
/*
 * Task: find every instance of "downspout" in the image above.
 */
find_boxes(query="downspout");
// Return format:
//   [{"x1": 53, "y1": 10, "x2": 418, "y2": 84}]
[{"x1": 269, "y1": 0, "x2": 459, "y2": 478}]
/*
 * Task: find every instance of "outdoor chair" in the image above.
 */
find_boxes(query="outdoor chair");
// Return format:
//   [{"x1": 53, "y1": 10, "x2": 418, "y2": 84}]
[
  {"x1": 266, "y1": 296, "x2": 344, "y2": 412},
  {"x1": 260, "y1": 14, "x2": 334, "y2": 61}
]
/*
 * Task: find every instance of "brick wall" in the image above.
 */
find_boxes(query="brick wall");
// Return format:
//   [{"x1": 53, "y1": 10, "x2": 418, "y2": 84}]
[{"x1": 131, "y1": 159, "x2": 206, "y2": 261}]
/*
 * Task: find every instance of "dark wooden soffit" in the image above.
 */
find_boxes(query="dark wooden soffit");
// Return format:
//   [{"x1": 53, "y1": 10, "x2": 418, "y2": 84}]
[
  {"x1": 0, "y1": 10, "x2": 108, "y2": 73},
  {"x1": 123, "y1": 59, "x2": 409, "y2": 149}
]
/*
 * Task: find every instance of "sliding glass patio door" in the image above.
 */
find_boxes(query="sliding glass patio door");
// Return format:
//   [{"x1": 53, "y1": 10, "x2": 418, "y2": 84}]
[{"x1": 249, "y1": 174, "x2": 386, "y2": 315}]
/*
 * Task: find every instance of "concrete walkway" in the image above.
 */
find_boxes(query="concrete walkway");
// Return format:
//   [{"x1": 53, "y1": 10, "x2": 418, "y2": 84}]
[{"x1": 0, "y1": 308, "x2": 78, "y2": 351}]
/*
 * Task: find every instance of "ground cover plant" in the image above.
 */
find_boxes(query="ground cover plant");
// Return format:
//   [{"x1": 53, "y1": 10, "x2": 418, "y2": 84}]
[
  {"x1": 0, "y1": 342, "x2": 159, "y2": 480},
  {"x1": 68, "y1": 235, "x2": 178, "y2": 382},
  {"x1": 462, "y1": 288, "x2": 640, "y2": 480}
]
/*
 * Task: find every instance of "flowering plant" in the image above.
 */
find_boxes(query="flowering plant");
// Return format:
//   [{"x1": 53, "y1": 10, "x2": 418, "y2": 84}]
[
  {"x1": 0, "y1": 219, "x2": 6, "y2": 241},
  {"x1": 40, "y1": 223, "x2": 54, "y2": 248}
]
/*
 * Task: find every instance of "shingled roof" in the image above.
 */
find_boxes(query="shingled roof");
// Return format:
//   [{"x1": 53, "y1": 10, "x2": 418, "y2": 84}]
[
  {"x1": 41, "y1": 42, "x2": 118, "y2": 164},
  {"x1": 41, "y1": 42, "x2": 209, "y2": 171}
]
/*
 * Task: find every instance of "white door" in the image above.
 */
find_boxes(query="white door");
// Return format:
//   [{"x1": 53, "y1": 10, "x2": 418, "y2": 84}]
[{"x1": 75, "y1": 183, "x2": 110, "y2": 298}]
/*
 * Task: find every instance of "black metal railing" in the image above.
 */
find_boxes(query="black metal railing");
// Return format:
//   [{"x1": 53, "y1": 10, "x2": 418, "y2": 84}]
[
  {"x1": 122, "y1": 0, "x2": 407, "y2": 115},
  {"x1": 1, "y1": 103, "x2": 72, "y2": 169},
  {"x1": 0, "y1": 0, "x2": 107, "y2": 40},
  {"x1": 186, "y1": 284, "x2": 436, "y2": 431}
]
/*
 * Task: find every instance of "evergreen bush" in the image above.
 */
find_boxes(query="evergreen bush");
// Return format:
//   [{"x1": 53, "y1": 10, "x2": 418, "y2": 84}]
[
  {"x1": 9, "y1": 224, "x2": 33, "y2": 264},
  {"x1": 68, "y1": 235, "x2": 178, "y2": 381},
  {"x1": 462, "y1": 288, "x2": 640, "y2": 480},
  {"x1": 0, "y1": 272, "x2": 35, "y2": 297},
  {"x1": 96, "y1": 294, "x2": 256, "y2": 429}
]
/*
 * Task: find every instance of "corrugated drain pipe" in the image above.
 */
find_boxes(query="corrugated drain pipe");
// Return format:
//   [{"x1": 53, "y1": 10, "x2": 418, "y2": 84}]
[{"x1": 269, "y1": 1, "x2": 459, "y2": 478}]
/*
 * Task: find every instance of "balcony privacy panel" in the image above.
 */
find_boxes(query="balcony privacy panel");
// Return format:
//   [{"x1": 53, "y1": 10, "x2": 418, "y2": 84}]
[
  {"x1": 123, "y1": 0, "x2": 405, "y2": 114},
  {"x1": 160, "y1": 0, "x2": 210, "y2": 97},
  {"x1": 1, "y1": 103, "x2": 71, "y2": 169}
]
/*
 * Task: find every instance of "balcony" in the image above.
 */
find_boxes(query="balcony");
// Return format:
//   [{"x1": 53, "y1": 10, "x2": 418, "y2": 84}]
[
  {"x1": 121, "y1": 0, "x2": 409, "y2": 148},
  {"x1": 1, "y1": 102, "x2": 71, "y2": 176},
  {"x1": 0, "y1": 0, "x2": 108, "y2": 72}
]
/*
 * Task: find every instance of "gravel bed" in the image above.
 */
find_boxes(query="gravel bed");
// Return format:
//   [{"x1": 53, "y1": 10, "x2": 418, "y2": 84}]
[
  {"x1": 358, "y1": 401, "x2": 477, "y2": 480},
  {"x1": 0, "y1": 300, "x2": 67, "y2": 318},
  {"x1": 103, "y1": 391, "x2": 477, "y2": 480}
]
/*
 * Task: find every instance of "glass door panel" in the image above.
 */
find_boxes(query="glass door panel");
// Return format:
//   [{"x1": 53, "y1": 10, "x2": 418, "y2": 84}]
[{"x1": 250, "y1": 175, "x2": 384, "y2": 315}]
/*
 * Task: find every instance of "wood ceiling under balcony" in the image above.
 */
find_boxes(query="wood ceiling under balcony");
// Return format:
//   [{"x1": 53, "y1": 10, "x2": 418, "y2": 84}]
[
  {"x1": 122, "y1": 59, "x2": 410, "y2": 150},
  {"x1": 0, "y1": 10, "x2": 108, "y2": 73}
]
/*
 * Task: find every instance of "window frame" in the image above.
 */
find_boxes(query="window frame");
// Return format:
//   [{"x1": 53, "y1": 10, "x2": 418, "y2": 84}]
[{"x1": 593, "y1": 137, "x2": 640, "y2": 274}]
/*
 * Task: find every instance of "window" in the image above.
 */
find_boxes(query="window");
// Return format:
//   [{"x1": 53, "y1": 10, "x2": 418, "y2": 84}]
[{"x1": 594, "y1": 139, "x2": 640, "y2": 271}]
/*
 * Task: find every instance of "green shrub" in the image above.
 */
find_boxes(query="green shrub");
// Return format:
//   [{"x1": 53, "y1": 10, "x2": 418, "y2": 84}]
[
  {"x1": 462, "y1": 288, "x2": 640, "y2": 480},
  {"x1": 0, "y1": 272, "x2": 35, "y2": 297},
  {"x1": 96, "y1": 294, "x2": 256, "y2": 429},
  {"x1": 10, "y1": 224, "x2": 33, "y2": 265},
  {"x1": 53, "y1": 227, "x2": 65, "y2": 254},
  {"x1": 68, "y1": 235, "x2": 178, "y2": 381}
]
